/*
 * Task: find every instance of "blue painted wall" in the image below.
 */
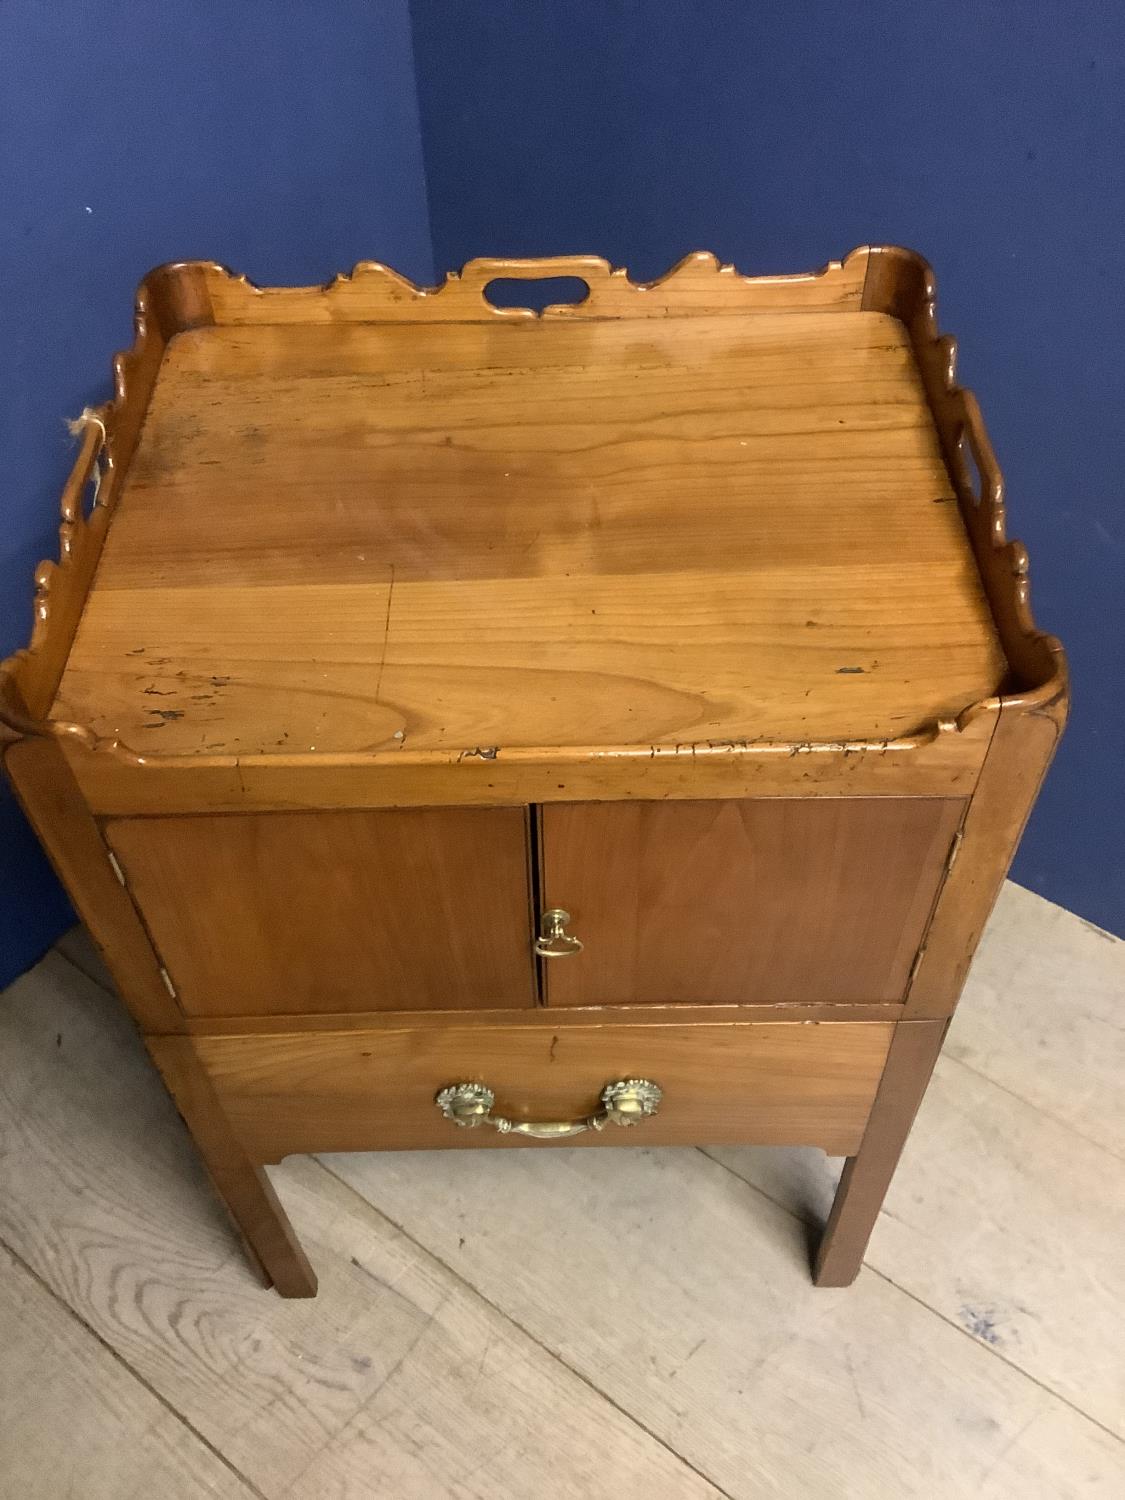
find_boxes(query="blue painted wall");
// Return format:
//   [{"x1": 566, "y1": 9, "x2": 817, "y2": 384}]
[
  {"x1": 0, "y1": 0, "x2": 433, "y2": 985},
  {"x1": 410, "y1": 0, "x2": 1125, "y2": 936}
]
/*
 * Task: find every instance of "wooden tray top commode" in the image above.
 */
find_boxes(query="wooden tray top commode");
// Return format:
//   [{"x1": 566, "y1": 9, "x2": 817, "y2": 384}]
[{"x1": 1, "y1": 249, "x2": 1066, "y2": 1296}]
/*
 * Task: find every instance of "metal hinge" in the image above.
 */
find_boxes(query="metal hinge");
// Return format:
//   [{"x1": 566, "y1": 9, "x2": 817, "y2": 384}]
[
  {"x1": 106, "y1": 847, "x2": 178, "y2": 1001},
  {"x1": 907, "y1": 945, "x2": 927, "y2": 989},
  {"x1": 945, "y1": 828, "x2": 964, "y2": 877},
  {"x1": 906, "y1": 830, "x2": 963, "y2": 998}
]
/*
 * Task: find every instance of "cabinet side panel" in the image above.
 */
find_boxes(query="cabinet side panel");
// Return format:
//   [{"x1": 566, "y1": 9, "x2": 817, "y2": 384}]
[
  {"x1": 3, "y1": 738, "x2": 182, "y2": 1032},
  {"x1": 905, "y1": 697, "x2": 1066, "y2": 1018}
]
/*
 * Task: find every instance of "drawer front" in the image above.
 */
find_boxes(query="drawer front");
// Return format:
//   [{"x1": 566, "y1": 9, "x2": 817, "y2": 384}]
[
  {"x1": 106, "y1": 808, "x2": 537, "y2": 1018},
  {"x1": 186, "y1": 1019, "x2": 895, "y2": 1161},
  {"x1": 540, "y1": 798, "x2": 965, "y2": 1006}
]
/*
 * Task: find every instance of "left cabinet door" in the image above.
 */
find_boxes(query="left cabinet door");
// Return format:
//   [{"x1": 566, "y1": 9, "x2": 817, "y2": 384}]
[{"x1": 104, "y1": 808, "x2": 536, "y2": 1018}]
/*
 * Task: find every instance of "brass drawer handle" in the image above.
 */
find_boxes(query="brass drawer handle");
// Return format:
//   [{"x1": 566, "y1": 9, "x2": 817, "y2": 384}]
[
  {"x1": 534, "y1": 907, "x2": 583, "y2": 958},
  {"x1": 435, "y1": 1078, "x2": 663, "y2": 1140}
]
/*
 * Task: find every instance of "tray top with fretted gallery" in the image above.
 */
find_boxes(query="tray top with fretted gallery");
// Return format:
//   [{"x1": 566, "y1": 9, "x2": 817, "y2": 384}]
[{"x1": 44, "y1": 251, "x2": 1009, "y2": 768}]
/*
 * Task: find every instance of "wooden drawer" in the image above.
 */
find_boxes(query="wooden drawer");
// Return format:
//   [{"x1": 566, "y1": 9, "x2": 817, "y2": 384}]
[{"x1": 177, "y1": 1018, "x2": 895, "y2": 1162}]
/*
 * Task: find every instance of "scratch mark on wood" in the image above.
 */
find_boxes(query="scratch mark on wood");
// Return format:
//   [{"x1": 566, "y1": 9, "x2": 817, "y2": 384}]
[
  {"x1": 374, "y1": 563, "x2": 396, "y2": 706},
  {"x1": 844, "y1": 1347, "x2": 869, "y2": 1420}
]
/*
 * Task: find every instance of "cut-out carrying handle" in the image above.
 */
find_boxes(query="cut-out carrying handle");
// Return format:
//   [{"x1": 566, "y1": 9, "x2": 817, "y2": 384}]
[
  {"x1": 0, "y1": 410, "x2": 109, "y2": 741},
  {"x1": 0, "y1": 665, "x2": 45, "y2": 741},
  {"x1": 951, "y1": 389, "x2": 1003, "y2": 512},
  {"x1": 456, "y1": 255, "x2": 613, "y2": 312},
  {"x1": 61, "y1": 409, "x2": 110, "y2": 525}
]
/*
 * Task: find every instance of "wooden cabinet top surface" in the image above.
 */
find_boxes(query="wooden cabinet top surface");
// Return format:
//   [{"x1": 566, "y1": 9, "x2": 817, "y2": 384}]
[{"x1": 1, "y1": 248, "x2": 1064, "y2": 808}]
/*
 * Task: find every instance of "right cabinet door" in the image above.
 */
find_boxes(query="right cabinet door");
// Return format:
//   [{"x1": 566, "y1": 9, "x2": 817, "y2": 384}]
[{"x1": 539, "y1": 798, "x2": 964, "y2": 1007}]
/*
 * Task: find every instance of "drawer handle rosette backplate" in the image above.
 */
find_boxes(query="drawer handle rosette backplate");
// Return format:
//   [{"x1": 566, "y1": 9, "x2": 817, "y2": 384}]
[{"x1": 435, "y1": 1078, "x2": 663, "y2": 1140}]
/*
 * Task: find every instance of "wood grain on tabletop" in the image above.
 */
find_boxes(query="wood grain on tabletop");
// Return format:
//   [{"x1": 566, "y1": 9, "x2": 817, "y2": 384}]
[
  {"x1": 52, "y1": 310, "x2": 1007, "y2": 758},
  {"x1": 55, "y1": 710, "x2": 994, "y2": 817}
]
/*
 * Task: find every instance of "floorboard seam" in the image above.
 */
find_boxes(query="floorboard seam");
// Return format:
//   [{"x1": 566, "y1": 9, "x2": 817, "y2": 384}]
[
  {"x1": 50, "y1": 935, "x2": 1125, "y2": 1461},
  {"x1": 940, "y1": 1050, "x2": 1125, "y2": 1164},
  {"x1": 0, "y1": 1233, "x2": 269, "y2": 1500},
  {"x1": 697, "y1": 1148, "x2": 1125, "y2": 1448},
  {"x1": 48, "y1": 940, "x2": 730, "y2": 1491},
  {"x1": 311, "y1": 1156, "x2": 735, "y2": 1500},
  {"x1": 862, "y1": 1264, "x2": 1125, "y2": 1446}
]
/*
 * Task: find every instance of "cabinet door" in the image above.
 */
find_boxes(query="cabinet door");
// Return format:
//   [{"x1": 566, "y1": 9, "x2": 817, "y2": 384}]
[
  {"x1": 539, "y1": 799, "x2": 964, "y2": 1007},
  {"x1": 105, "y1": 808, "x2": 535, "y2": 1018}
]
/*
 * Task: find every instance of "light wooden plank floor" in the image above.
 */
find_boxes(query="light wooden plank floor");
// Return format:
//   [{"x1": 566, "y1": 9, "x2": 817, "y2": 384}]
[{"x1": 1, "y1": 882, "x2": 1122, "y2": 1499}]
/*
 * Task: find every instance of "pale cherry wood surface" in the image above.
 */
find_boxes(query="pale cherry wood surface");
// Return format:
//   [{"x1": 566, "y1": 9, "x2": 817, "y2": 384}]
[
  {"x1": 541, "y1": 797, "x2": 964, "y2": 1006},
  {"x1": 105, "y1": 807, "x2": 535, "y2": 1017},
  {"x1": 183, "y1": 1018, "x2": 893, "y2": 1160},
  {"x1": 7, "y1": 890, "x2": 1125, "y2": 1498},
  {"x1": 202, "y1": 249, "x2": 871, "y2": 325},
  {"x1": 904, "y1": 683, "x2": 1066, "y2": 1018},
  {"x1": 52, "y1": 310, "x2": 1007, "y2": 761},
  {"x1": 862, "y1": 248, "x2": 1063, "y2": 699},
  {"x1": 813, "y1": 1019, "x2": 945, "y2": 1286},
  {"x1": 56, "y1": 711, "x2": 994, "y2": 816},
  {"x1": 0, "y1": 250, "x2": 1069, "y2": 1317},
  {"x1": 175, "y1": 1001, "x2": 906, "y2": 1033}
]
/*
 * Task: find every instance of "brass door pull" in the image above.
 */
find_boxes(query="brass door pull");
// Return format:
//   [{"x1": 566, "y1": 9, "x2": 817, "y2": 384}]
[
  {"x1": 534, "y1": 907, "x2": 583, "y2": 958},
  {"x1": 435, "y1": 1078, "x2": 663, "y2": 1139}
]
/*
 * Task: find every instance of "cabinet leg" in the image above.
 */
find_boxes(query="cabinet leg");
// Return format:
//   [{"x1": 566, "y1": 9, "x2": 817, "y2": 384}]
[
  {"x1": 148, "y1": 1037, "x2": 318, "y2": 1298},
  {"x1": 199, "y1": 1154, "x2": 317, "y2": 1299},
  {"x1": 814, "y1": 1020, "x2": 946, "y2": 1288}
]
